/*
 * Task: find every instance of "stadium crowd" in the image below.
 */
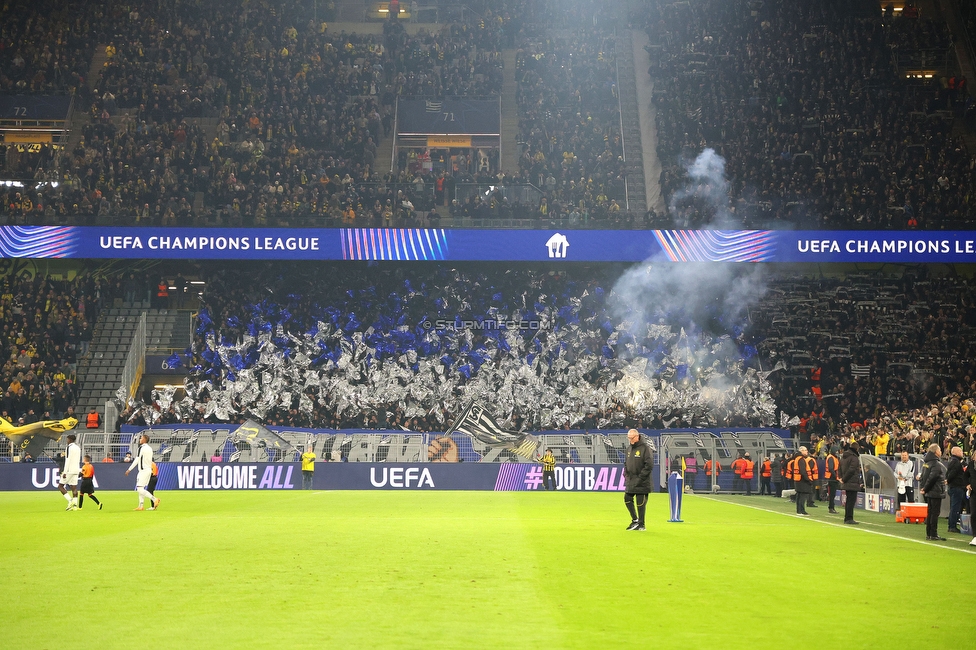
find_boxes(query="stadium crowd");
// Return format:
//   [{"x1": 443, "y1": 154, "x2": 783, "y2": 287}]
[
  {"x1": 1, "y1": 0, "x2": 524, "y2": 225},
  {"x1": 514, "y1": 28, "x2": 627, "y2": 223},
  {"x1": 5, "y1": 0, "x2": 974, "y2": 228},
  {"x1": 0, "y1": 272, "x2": 101, "y2": 430},
  {"x1": 99, "y1": 263, "x2": 976, "y2": 446},
  {"x1": 0, "y1": 0, "x2": 110, "y2": 95},
  {"x1": 643, "y1": 0, "x2": 974, "y2": 229}
]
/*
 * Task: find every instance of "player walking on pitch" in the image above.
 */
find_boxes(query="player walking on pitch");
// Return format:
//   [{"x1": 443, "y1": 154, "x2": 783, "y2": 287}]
[
  {"x1": 58, "y1": 434, "x2": 81, "y2": 510},
  {"x1": 126, "y1": 434, "x2": 160, "y2": 511}
]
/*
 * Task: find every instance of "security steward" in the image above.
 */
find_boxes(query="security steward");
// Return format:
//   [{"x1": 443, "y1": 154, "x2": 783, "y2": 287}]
[
  {"x1": 704, "y1": 456, "x2": 721, "y2": 491},
  {"x1": 760, "y1": 456, "x2": 772, "y2": 496},
  {"x1": 539, "y1": 448, "x2": 556, "y2": 491},
  {"x1": 795, "y1": 446, "x2": 817, "y2": 516},
  {"x1": 824, "y1": 448, "x2": 841, "y2": 513},
  {"x1": 155, "y1": 277, "x2": 169, "y2": 308},
  {"x1": 786, "y1": 452, "x2": 800, "y2": 502},
  {"x1": 86, "y1": 407, "x2": 101, "y2": 429},
  {"x1": 730, "y1": 453, "x2": 745, "y2": 492},
  {"x1": 741, "y1": 452, "x2": 755, "y2": 496},
  {"x1": 624, "y1": 429, "x2": 653, "y2": 531}
]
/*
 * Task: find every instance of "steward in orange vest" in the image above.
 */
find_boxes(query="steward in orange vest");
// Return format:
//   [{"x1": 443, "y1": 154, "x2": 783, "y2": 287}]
[
  {"x1": 155, "y1": 277, "x2": 169, "y2": 309},
  {"x1": 760, "y1": 458, "x2": 773, "y2": 496},
  {"x1": 786, "y1": 455, "x2": 799, "y2": 483},
  {"x1": 794, "y1": 447, "x2": 818, "y2": 515},
  {"x1": 824, "y1": 450, "x2": 841, "y2": 513},
  {"x1": 703, "y1": 458, "x2": 720, "y2": 490},
  {"x1": 795, "y1": 447, "x2": 820, "y2": 515},
  {"x1": 741, "y1": 453, "x2": 755, "y2": 495},
  {"x1": 731, "y1": 455, "x2": 746, "y2": 492}
]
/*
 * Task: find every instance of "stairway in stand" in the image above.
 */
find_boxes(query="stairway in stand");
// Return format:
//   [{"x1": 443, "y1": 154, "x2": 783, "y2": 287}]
[{"x1": 614, "y1": 29, "x2": 647, "y2": 215}]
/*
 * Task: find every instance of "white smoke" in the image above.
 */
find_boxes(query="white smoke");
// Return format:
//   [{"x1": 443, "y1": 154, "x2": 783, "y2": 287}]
[
  {"x1": 609, "y1": 147, "x2": 772, "y2": 423},
  {"x1": 668, "y1": 147, "x2": 736, "y2": 228}
]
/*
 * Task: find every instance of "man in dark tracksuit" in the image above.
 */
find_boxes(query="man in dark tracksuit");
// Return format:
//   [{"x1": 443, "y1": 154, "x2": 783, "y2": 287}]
[
  {"x1": 624, "y1": 429, "x2": 654, "y2": 531},
  {"x1": 840, "y1": 443, "x2": 862, "y2": 524},
  {"x1": 944, "y1": 446, "x2": 967, "y2": 534},
  {"x1": 919, "y1": 443, "x2": 948, "y2": 541}
]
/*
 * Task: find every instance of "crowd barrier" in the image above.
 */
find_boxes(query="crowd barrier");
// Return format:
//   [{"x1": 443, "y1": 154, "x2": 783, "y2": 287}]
[
  {"x1": 1, "y1": 463, "x2": 920, "y2": 519},
  {"x1": 0, "y1": 462, "x2": 659, "y2": 492}
]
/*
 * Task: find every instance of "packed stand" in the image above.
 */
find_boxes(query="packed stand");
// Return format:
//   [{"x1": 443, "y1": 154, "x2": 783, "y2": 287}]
[
  {"x1": 0, "y1": 273, "x2": 106, "y2": 436},
  {"x1": 643, "y1": 0, "x2": 975, "y2": 229},
  {"x1": 755, "y1": 270, "x2": 976, "y2": 440},
  {"x1": 0, "y1": 0, "x2": 123, "y2": 184},
  {"x1": 511, "y1": 0, "x2": 628, "y2": 223},
  {"x1": 0, "y1": 0, "x2": 113, "y2": 95},
  {"x1": 108, "y1": 263, "x2": 976, "y2": 438},
  {"x1": 120, "y1": 261, "x2": 774, "y2": 431},
  {"x1": 2, "y1": 0, "x2": 520, "y2": 225}
]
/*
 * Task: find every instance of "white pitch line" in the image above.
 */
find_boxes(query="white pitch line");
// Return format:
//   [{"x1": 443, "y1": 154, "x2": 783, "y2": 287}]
[{"x1": 701, "y1": 495, "x2": 976, "y2": 556}]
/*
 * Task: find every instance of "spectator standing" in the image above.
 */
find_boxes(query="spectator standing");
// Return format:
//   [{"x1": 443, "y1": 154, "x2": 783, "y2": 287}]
[
  {"x1": 966, "y1": 451, "x2": 976, "y2": 547},
  {"x1": 918, "y1": 443, "x2": 947, "y2": 541},
  {"x1": 174, "y1": 273, "x2": 188, "y2": 309},
  {"x1": 894, "y1": 451, "x2": 915, "y2": 506},
  {"x1": 769, "y1": 455, "x2": 782, "y2": 497},
  {"x1": 945, "y1": 446, "x2": 967, "y2": 534},
  {"x1": 301, "y1": 446, "x2": 316, "y2": 490},
  {"x1": 684, "y1": 454, "x2": 698, "y2": 491},
  {"x1": 840, "y1": 443, "x2": 862, "y2": 525},
  {"x1": 824, "y1": 448, "x2": 841, "y2": 513}
]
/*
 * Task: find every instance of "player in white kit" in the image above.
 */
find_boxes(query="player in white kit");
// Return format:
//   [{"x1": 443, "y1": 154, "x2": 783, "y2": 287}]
[
  {"x1": 125, "y1": 434, "x2": 160, "y2": 511},
  {"x1": 58, "y1": 434, "x2": 81, "y2": 510}
]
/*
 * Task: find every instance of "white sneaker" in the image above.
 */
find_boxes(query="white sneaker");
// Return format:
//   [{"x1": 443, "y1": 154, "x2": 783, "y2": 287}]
[{"x1": 970, "y1": 537, "x2": 976, "y2": 547}]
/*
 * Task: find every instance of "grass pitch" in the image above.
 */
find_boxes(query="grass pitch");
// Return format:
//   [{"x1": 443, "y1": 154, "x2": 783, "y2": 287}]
[{"x1": 2, "y1": 490, "x2": 972, "y2": 649}]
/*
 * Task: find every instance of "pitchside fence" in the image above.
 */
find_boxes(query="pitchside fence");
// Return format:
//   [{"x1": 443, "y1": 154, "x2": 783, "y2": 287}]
[
  {"x1": 658, "y1": 431, "x2": 797, "y2": 494},
  {"x1": 3, "y1": 427, "x2": 791, "y2": 478}
]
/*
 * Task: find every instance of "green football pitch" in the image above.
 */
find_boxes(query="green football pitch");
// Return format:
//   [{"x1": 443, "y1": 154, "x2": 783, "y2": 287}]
[{"x1": 3, "y1": 490, "x2": 972, "y2": 649}]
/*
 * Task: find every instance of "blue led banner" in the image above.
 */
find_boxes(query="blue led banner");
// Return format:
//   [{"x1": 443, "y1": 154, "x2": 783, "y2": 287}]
[{"x1": 4, "y1": 226, "x2": 976, "y2": 262}]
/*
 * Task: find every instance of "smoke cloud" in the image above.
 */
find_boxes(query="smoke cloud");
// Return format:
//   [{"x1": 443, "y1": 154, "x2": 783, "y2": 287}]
[
  {"x1": 608, "y1": 147, "x2": 773, "y2": 424},
  {"x1": 668, "y1": 147, "x2": 735, "y2": 228}
]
